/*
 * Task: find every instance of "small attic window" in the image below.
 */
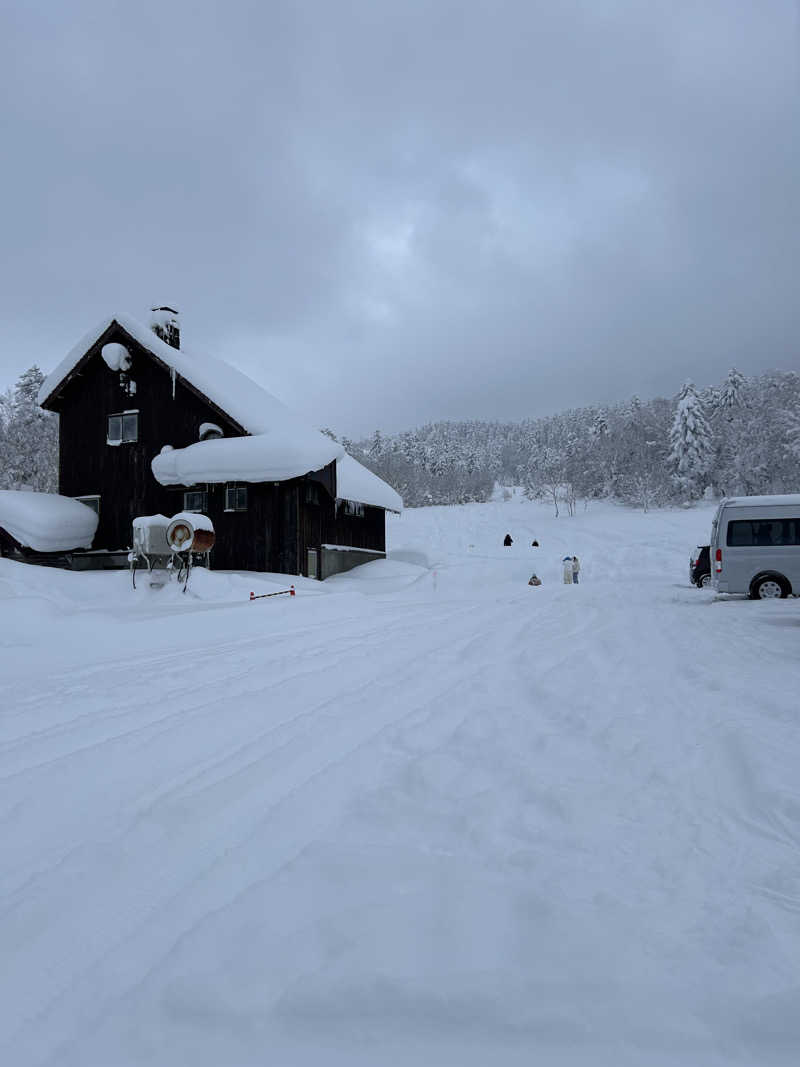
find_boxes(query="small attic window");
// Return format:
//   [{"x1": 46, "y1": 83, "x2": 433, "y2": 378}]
[{"x1": 199, "y1": 422, "x2": 223, "y2": 441}]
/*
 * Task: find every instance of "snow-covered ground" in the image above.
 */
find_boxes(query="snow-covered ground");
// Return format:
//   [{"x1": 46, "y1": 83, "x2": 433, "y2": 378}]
[{"x1": 2, "y1": 495, "x2": 799, "y2": 1067}]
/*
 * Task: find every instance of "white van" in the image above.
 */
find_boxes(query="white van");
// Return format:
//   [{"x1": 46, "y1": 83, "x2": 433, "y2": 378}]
[{"x1": 710, "y1": 494, "x2": 800, "y2": 598}]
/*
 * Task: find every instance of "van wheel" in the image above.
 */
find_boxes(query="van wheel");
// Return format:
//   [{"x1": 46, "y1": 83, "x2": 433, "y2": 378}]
[
  {"x1": 699, "y1": 573, "x2": 711, "y2": 588},
  {"x1": 750, "y1": 576, "x2": 789, "y2": 600}
]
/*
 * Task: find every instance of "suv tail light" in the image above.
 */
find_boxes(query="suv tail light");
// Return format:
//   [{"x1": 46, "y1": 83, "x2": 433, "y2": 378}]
[{"x1": 715, "y1": 548, "x2": 722, "y2": 573}]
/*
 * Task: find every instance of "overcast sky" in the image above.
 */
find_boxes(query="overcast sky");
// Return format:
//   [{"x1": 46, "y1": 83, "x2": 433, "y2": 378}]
[{"x1": 1, "y1": 0, "x2": 798, "y2": 436}]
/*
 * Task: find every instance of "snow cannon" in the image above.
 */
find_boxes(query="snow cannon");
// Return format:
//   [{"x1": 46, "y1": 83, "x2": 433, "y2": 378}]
[{"x1": 166, "y1": 512, "x2": 215, "y2": 554}]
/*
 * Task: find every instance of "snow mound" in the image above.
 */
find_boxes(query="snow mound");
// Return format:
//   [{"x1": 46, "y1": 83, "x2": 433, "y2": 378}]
[{"x1": 0, "y1": 490, "x2": 98, "y2": 551}]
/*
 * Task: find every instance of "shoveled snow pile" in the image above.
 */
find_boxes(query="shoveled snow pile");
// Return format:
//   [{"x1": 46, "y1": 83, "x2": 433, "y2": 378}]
[
  {"x1": 151, "y1": 432, "x2": 343, "y2": 486},
  {"x1": 0, "y1": 490, "x2": 98, "y2": 551},
  {"x1": 336, "y1": 453, "x2": 403, "y2": 512},
  {"x1": 2, "y1": 497, "x2": 800, "y2": 1067}
]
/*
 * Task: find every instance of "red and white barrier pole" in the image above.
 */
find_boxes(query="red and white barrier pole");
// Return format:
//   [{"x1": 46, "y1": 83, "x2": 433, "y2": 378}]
[{"x1": 249, "y1": 586, "x2": 296, "y2": 602}]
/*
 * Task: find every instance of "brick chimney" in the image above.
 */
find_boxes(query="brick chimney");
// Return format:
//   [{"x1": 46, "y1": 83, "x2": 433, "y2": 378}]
[{"x1": 150, "y1": 306, "x2": 180, "y2": 349}]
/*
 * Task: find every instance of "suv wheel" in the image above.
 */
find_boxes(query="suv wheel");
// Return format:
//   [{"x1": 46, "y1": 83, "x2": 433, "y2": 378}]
[
  {"x1": 699, "y1": 573, "x2": 711, "y2": 588},
  {"x1": 751, "y1": 576, "x2": 788, "y2": 600}
]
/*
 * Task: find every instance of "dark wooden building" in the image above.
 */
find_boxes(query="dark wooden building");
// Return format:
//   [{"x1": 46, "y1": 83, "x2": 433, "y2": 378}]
[{"x1": 38, "y1": 310, "x2": 402, "y2": 577}]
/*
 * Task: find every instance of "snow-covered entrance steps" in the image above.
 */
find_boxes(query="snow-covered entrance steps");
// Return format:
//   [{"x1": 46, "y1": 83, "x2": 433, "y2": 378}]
[{"x1": 1, "y1": 497, "x2": 799, "y2": 1067}]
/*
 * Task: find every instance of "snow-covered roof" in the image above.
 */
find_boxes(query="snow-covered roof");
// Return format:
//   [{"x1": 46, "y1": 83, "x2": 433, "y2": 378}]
[
  {"x1": 38, "y1": 313, "x2": 325, "y2": 441},
  {"x1": 0, "y1": 491, "x2": 98, "y2": 552},
  {"x1": 152, "y1": 432, "x2": 344, "y2": 486},
  {"x1": 335, "y1": 454, "x2": 403, "y2": 513},
  {"x1": 150, "y1": 441, "x2": 402, "y2": 512},
  {"x1": 41, "y1": 312, "x2": 402, "y2": 511}
]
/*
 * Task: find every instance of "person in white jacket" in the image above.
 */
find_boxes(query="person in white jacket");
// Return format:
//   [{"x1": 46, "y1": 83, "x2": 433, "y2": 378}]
[{"x1": 562, "y1": 557, "x2": 573, "y2": 584}]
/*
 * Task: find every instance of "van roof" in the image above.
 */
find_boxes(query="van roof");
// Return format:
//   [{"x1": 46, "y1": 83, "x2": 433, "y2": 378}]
[{"x1": 719, "y1": 494, "x2": 800, "y2": 508}]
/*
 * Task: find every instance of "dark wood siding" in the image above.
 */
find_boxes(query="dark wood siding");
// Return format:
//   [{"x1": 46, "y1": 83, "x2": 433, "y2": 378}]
[
  {"x1": 322, "y1": 503, "x2": 386, "y2": 554},
  {"x1": 46, "y1": 321, "x2": 387, "y2": 577},
  {"x1": 53, "y1": 323, "x2": 243, "y2": 555}
]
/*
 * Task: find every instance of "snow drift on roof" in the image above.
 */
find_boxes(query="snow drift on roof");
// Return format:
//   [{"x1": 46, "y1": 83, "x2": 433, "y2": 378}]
[
  {"x1": 335, "y1": 454, "x2": 403, "y2": 513},
  {"x1": 151, "y1": 441, "x2": 402, "y2": 511},
  {"x1": 151, "y1": 432, "x2": 343, "y2": 486},
  {"x1": 38, "y1": 313, "x2": 324, "y2": 441},
  {"x1": 0, "y1": 491, "x2": 98, "y2": 552}
]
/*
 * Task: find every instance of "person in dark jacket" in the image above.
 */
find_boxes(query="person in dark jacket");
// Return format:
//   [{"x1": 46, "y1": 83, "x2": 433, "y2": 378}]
[{"x1": 503, "y1": 533, "x2": 513, "y2": 547}]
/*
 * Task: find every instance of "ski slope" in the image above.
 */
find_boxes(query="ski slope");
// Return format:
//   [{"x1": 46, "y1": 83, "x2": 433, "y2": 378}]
[{"x1": 1, "y1": 495, "x2": 799, "y2": 1067}]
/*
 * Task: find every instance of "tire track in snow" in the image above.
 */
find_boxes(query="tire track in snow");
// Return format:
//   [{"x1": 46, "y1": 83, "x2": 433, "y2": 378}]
[{"x1": 0, "y1": 600, "x2": 518, "y2": 1063}]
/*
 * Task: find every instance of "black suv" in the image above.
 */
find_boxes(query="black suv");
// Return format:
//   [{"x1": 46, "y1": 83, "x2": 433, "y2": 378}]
[{"x1": 690, "y1": 545, "x2": 711, "y2": 588}]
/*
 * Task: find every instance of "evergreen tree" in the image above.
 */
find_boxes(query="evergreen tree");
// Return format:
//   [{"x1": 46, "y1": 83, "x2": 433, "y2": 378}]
[
  {"x1": 717, "y1": 367, "x2": 746, "y2": 419},
  {"x1": 1, "y1": 366, "x2": 58, "y2": 492},
  {"x1": 668, "y1": 381, "x2": 713, "y2": 499}
]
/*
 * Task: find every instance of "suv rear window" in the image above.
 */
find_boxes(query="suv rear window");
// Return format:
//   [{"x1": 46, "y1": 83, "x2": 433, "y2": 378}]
[{"x1": 727, "y1": 519, "x2": 800, "y2": 547}]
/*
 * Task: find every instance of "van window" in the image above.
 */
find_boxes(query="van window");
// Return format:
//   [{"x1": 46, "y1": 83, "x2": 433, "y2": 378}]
[{"x1": 727, "y1": 519, "x2": 800, "y2": 547}]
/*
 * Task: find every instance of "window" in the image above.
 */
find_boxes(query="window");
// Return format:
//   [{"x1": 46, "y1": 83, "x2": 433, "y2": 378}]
[
  {"x1": 225, "y1": 485, "x2": 248, "y2": 511},
  {"x1": 183, "y1": 490, "x2": 208, "y2": 513},
  {"x1": 343, "y1": 499, "x2": 365, "y2": 518},
  {"x1": 107, "y1": 411, "x2": 138, "y2": 444},
  {"x1": 727, "y1": 519, "x2": 800, "y2": 547},
  {"x1": 75, "y1": 495, "x2": 100, "y2": 516},
  {"x1": 304, "y1": 483, "x2": 320, "y2": 506}
]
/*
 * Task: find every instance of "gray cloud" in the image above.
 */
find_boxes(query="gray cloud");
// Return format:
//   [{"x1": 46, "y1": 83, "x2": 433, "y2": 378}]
[{"x1": 1, "y1": 0, "x2": 798, "y2": 434}]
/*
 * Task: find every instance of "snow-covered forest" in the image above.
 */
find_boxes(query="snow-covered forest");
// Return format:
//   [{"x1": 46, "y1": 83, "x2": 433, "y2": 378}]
[
  {"x1": 343, "y1": 368, "x2": 799, "y2": 508},
  {"x1": 2, "y1": 364, "x2": 798, "y2": 508}
]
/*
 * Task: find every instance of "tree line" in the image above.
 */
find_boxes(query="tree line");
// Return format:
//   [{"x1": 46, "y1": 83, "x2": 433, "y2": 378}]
[
  {"x1": 336, "y1": 368, "x2": 800, "y2": 510},
  {"x1": 2, "y1": 364, "x2": 798, "y2": 511}
]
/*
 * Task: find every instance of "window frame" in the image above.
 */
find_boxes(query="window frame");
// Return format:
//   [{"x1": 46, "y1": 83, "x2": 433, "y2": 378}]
[
  {"x1": 224, "y1": 485, "x2": 248, "y2": 512},
  {"x1": 107, "y1": 410, "x2": 139, "y2": 445},
  {"x1": 183, "y1": 489, "x2": 209, "y2": 513}
]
